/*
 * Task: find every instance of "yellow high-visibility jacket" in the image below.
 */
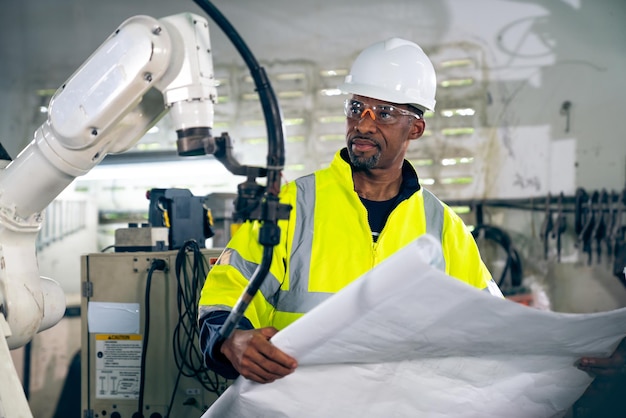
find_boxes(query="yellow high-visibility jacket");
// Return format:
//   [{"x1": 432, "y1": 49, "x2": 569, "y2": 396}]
[{"x1": 199, "y1": 149, "x2": 497, "y2": 330}]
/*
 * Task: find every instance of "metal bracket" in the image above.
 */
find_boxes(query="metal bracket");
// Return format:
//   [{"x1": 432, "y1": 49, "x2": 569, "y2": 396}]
[
  {"x1": 132, "y1": 256, "x2": 169, "y2": 273},
  {"x1": 82, "y1": 281, "x2": 93, "y2": 298}
]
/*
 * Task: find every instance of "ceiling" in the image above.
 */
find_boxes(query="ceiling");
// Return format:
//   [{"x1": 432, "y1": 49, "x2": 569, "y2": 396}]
[{"x1": 0, "y1": 0, "x2": 453, "y2": 91}]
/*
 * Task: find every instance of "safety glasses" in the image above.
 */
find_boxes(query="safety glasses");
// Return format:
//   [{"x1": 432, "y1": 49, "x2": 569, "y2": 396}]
[{"x1": 344, "y1": 99, "x2": 421, "y2": 124}]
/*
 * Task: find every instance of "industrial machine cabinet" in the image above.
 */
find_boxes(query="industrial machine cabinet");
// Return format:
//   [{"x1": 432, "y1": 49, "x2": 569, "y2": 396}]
[{"x1": 80, "y1": 247, "x2": 228, "y2": 418}]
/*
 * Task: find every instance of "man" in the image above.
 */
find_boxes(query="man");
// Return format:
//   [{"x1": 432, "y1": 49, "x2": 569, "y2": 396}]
[
  {"x1": 198, "y1": 37, "x2": 502, "y2": 384},
  {"x1": 198, "y1": 39, "x2": 625, "y2": 405}
]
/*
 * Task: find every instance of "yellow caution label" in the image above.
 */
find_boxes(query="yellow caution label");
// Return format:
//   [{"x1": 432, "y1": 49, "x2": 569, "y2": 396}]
[
  {"x1": 95, "y1": 334, "x2": 143, "y2": 399},
  {"x1": 96, "y1": 334, "x2": 142, "y2": 341}
]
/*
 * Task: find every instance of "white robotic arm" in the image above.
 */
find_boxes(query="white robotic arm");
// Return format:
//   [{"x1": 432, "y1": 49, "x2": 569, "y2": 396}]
[
  {"x1": 0, "y1": 11, "x2": 216, "y2": 416},
  {"x1": 3, "y1": 12, "x2": 216, "y2": 222}
]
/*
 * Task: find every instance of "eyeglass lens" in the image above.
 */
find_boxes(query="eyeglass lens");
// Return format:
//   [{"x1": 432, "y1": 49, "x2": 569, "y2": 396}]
[{"x1": 344, "y1": 100, "x2": 417, "y2": 124}]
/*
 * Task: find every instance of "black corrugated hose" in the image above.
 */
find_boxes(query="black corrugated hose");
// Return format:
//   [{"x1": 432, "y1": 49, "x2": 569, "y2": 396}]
[{"x1": 472, "y1": 224, "x2": 524, "y2": 291}]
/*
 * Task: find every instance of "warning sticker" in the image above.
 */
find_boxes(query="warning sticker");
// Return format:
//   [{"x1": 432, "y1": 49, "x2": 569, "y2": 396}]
[{"x1": 95, "y1": 334, "x2": 143, "y2": 399}]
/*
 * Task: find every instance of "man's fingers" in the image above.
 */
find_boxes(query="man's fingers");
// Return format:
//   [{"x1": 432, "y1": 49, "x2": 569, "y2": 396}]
[
  {"x1": 237, "y1": 349, "x2": 293, "y2": 383},
  {"x1": 242, "y1": 328, "x2": 297, "y2": 371},
  {"x1": 259, "y1": 327, "x2": 280, "y2": 339},
  {"x1": 222, "y1": 327, "x2": 298, "y2": 383},
  {"x1": 238, "y1": 362, "x2": 280, "y2": 383},
  {"x1": 246, "y1": 340, "x2": 297, "y2": 376},
  {"x1": 256, "y1": 340, "x2": 298, "y2": 370},
  {"x1": 578, "y1": 357, "x2": 626, "y2": 377}
]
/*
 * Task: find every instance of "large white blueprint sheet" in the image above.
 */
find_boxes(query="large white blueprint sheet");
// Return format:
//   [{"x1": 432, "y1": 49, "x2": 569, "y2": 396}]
[{"x1": 203, "y1": 235, "x2": 626, "y2": 418}]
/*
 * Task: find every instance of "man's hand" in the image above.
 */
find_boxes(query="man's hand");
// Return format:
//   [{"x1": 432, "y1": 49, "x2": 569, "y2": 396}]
[
  {"x1": 578, "y1": 337, "x2": 626, "y2": 378},
  {"x1": 574, "y1": 337, "x2": 626, "y2": 417},
  {"x1": 220, "y1": 327, "x2": 298, "y2": 383}
]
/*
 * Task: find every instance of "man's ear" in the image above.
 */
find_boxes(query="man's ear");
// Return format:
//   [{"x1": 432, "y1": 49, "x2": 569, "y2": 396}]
[{"x1": 409, "y1": 119, "x2": 426, "y2": 140}]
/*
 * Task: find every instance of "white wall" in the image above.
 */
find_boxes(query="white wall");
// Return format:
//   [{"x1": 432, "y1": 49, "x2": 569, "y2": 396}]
[{"x1": 36, "y1": 193, "x2": 99, "y2": 297}]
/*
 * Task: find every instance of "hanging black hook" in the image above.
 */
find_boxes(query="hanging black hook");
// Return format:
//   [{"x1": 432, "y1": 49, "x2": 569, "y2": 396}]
[{"x1": 560, "y1": 100, "x2": 572, "y2": 133}]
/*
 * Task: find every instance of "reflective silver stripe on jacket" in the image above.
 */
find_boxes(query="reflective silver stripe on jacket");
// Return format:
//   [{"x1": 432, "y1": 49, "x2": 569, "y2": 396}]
[
  {"x1": 423, "y1": 190, "x2": 501, "y2": 296},
  {"x1": 484, "y1": 278, "x2": 504, "y2": 297},
  {"x1": 219, "y1": 248, "x2": 283, "y2": 307},
  {"x1": 421, "y1": 188, "x2": 446, "y2": 271},
  {"x1": 280, "y1": 174, "x2": 331, "y2": 312}
]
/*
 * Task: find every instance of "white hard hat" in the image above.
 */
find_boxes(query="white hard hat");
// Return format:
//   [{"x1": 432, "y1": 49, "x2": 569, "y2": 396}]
[{"x1": 338, "y1": 38, "x2": 437, "y2": 112}]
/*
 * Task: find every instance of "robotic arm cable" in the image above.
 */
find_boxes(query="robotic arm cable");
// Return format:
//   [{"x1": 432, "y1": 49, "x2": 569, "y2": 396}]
[{"x1": 192, "y1": 0, "x2": 292, "y2": 341}]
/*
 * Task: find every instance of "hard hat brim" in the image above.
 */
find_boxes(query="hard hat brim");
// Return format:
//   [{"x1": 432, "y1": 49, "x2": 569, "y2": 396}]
[{"x1": 338, "y1": 82, "x2": 436, "y2": 112}]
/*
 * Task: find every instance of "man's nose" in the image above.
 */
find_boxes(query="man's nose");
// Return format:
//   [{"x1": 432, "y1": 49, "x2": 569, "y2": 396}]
[
  {"x1": 356, "y1": 108, "x2": 377, "y2": 132},
  {"x1": 361, "y1": 108, "x2": 376, "y2": 121}
]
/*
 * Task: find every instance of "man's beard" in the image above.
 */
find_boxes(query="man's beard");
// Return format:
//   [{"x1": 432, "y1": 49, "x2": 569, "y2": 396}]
[{"x1": 347, "y1": 146, "x2": 381, "y2": 170}]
